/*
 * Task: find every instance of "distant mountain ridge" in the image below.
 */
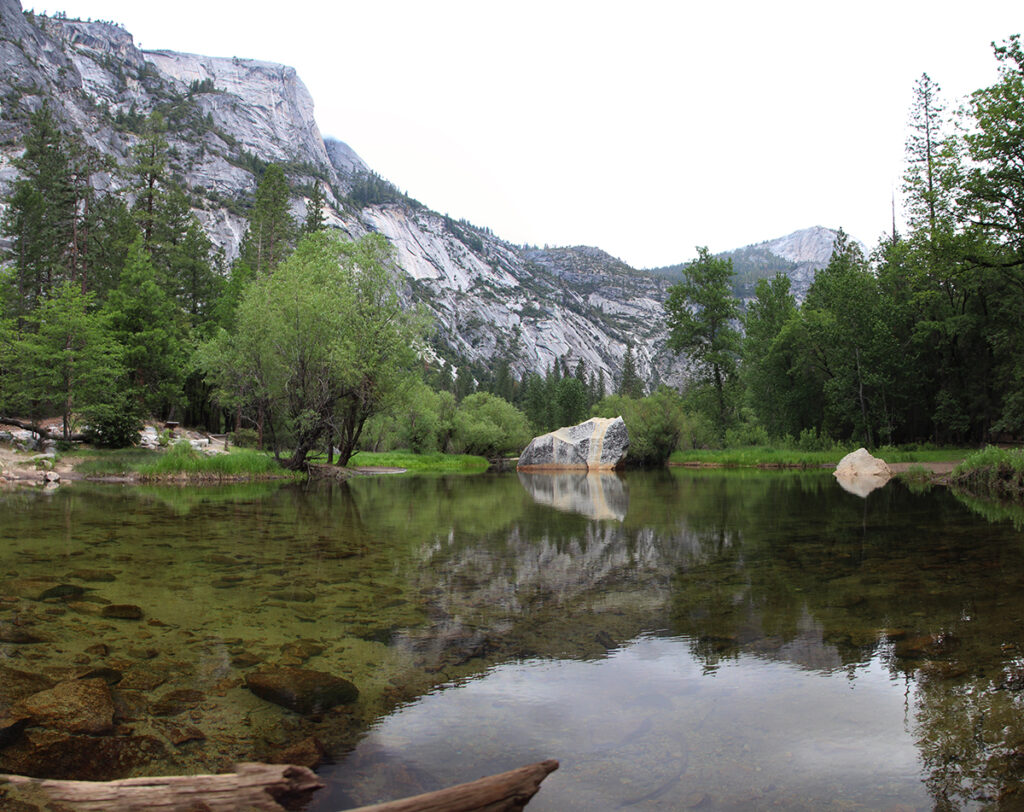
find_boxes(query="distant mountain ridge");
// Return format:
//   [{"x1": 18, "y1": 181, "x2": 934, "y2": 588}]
[
  {"x1": 648, "y1": 226, "x2": 845, "y2": 302},
  {"x1": 0, "y1": 2, "x2": 846, "y2": 388}
]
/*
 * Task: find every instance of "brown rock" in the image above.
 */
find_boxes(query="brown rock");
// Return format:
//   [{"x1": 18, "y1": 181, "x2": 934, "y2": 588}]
[
  {"x1": 245, "y1": 667, "x2": 359, "y2": 715},
  {"x1": 152, "y1": 718, "x2": 206, "y2": 746},
  {"x1": 270, "y1": 735, "x2": 326, "y2": 769},
  {"x1": 280, "y1": 640, "x2": 325, "y2": 661},
  {"x1": 150, "y1": 688, "x2": 205, "y2": 717},
  {"x1": 16, "y1": 678, "x2": 115, "y2": 734},
  {"x1": 231, "y1": 652, "x2": 263, "y2": 668},
  {"x1": 0, "y1": 727, "x2": 167, "y2": 780},
  {"x1": 101, "y1": 604, "x2": 143, "y2": 620},
  {"x1": 0, "y1": 665, "x2": 55, "y2": 706},
  {"x1": 0, "y1": 622, "x2": 49, "y2": 644},
  {"x1": 118, "y1": 666, "x2": 167, "y2": 692}
]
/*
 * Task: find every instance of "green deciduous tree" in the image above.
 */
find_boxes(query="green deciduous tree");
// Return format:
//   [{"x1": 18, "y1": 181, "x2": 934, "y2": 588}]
[
  {"x1": 203, "y1": 232, "x2": 426, "y2": 469},
  {"x1": 451, "y1": 392, "x2": 532, "y2": 457},
  {"x1": 665, "y1": 247, "x2": 741, "y2": 436}
]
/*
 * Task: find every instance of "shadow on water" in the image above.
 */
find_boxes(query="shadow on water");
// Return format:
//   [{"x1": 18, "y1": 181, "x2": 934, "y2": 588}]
[{"x1": 2, "y1": 471, "x2": 1024, "y2": 808}]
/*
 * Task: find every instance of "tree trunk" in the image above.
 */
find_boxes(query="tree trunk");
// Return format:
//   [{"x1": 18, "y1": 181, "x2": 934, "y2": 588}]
[
  {"x1": 345, "y1": 759, "x2": 558, "y2": 812},
  {"x1": 854, "y1": 347, "x2": 873, "y2": 447},
  {"x1": 0, "y1": 762, "x2": 322, "y2": 811}
]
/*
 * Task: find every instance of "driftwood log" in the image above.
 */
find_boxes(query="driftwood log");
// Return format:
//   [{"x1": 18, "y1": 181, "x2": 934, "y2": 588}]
[
  {"x1": 346, "y1": 759, "x2": 559, "y2": 812},
  {"x1": 0, "y1": 762, "x2": 323, "y2": 811}
]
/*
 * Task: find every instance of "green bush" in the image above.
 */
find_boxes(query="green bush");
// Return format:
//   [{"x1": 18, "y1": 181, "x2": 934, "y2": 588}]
[
  {"x1": 725, "y1": 422, "x2": 771, "y2": 448},
  {"x1": 593, "y1": 388, "x2": 692, "y2": 466},
  {"x1": 83, "y1": 398, "x2": 144, "y2": 448},
  {"x1": 229, "y1": 428, "x2": 259, "y2": 448},
  {"x1": 450, "y1": 392, "x2": 532, "y2": 457}
]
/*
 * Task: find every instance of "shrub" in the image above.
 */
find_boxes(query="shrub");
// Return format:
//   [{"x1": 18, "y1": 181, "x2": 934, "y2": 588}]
[
  {"x1": 593, "y1": 388, "x2": 692, "y2": 466},
  {"x1": 83, "y1": 398, "x2": 144, "y2": 448},
  {"x1": 450, "y1": 392, "x2": 532, "y2": 457},
  {"x1": 229, "y1": 428, "x2": 259, "y2": 448}
]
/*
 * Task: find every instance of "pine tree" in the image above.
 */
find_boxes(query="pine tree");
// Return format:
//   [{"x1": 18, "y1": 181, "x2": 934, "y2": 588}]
[
  {"x1": 241, "y1": 164, "x2": 296, "y2": 274},
  {"x1": 302, "y1": 183, "x2": 326, "y2": 236},
  {"x1": 14, "y1": 281, "x2": 122, "y2": 439},
  {"x1": 130, "y1": 112, "x2": 169, "y2": 247},
  {"x1": 104, "y1": 238, "x2": 187, "y2": 418},
  {"x1": 2, "y1": 106, "x2": 79, "y2": 316},
  {"x1": 618, "y1": 343, "x2": 644, "y2": 398}
]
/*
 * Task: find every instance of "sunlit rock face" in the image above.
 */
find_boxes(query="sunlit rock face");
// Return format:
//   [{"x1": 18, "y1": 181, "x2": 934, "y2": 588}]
[
  {"x1": 518, "y1": 471, "x2": 628, "y2": 521},
  {"x1": 518, "y1": 417, "x2": 629, "y2": 471},
  {"x1": 834, "y1": 448, "x2": 892, "y2": 497}
]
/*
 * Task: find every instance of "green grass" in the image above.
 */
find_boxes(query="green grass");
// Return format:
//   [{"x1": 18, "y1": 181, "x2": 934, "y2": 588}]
[
  {"x1": 951, "y1": 446, "x2": 1024, "y2": 500},
  {"x1": 669, "y1": 445, "x2": 975, "y2": 468},
  {"x1": 69, "y1": 448, "x2": 161, "y2": 476},
  {"x1": 136, "y1": 443, "x2": 300, "y2": 479},
  {"x1": 896, "y1": 464, "x2": 935, "y2": 494},
  {"x1": 346, "y1": 450, "x2": 490, "y2": 473},
  {"x1": 70, "y1": 443, "x2": 300, "y2": 480}
]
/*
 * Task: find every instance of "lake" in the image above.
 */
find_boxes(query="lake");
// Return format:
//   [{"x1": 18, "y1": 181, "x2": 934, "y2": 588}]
[{"x1": 1, "y1": 470, "x2": 1023, "y2": 810}]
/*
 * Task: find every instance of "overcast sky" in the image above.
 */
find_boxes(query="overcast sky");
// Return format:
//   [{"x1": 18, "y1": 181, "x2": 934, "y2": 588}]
[{"x1": 40, "y1": 1, "x2": 1023, "y2": 268}]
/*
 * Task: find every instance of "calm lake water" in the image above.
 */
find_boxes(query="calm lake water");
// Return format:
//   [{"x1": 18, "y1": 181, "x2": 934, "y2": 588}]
[{"x1": 2, "y1": 470, "x2": 1024, "y2": 810}]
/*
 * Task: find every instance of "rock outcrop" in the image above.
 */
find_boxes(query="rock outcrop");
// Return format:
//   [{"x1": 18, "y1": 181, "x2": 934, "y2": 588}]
[
  {"x1": 517, "y1": 417, "x2": 628, "y2": 471},
  {"x1": 833, "y1": 448, "x2": 891, "y2": 497}
]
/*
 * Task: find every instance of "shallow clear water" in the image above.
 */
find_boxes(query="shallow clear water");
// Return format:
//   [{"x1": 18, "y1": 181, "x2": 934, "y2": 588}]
[{"x1": 2, "y1": 470, "x2": 1024, "y2": 810}]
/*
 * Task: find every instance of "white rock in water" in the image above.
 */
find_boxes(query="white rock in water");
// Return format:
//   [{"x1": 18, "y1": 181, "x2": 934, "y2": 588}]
[{"x1": 517, "y1": 417, "x2": 629, "y2": 471}]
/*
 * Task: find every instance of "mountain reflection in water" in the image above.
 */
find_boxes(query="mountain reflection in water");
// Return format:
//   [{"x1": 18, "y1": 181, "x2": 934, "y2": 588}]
[{"x1": 2, "y1": 470, "x2": 1024, "y2": 810}]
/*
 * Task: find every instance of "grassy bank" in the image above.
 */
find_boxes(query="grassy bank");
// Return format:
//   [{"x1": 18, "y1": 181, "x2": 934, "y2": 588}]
[
  {"x1": 668, "y1": 445, "x2": 974, "y2": 468},
  {"x1": 950, "y1": 446, "x2": 1024, "y2": 500},
  {"x1": 70, "y1": 443, "x2": 303, "y2": 481},
  {"x1": 345, "y1": 450, "x2": 490, "y2": 473}
]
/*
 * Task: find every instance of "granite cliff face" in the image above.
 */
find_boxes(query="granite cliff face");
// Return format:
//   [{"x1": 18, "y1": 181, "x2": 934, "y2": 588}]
[{"x1": 0, "y1": 2, "x2": 829, "y2": 388}]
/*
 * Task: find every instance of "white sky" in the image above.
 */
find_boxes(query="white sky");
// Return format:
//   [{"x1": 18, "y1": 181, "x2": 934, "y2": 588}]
[{"x1": 39, "y1": 1, "x2": 1023, "y2": 268}]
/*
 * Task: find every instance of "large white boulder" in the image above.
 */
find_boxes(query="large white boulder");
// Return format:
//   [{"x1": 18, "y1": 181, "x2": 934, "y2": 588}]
[
  {"x1": 833, "y1": 448, "x2": 891, "y2": 497},
  {"x1": 517, "y1": 417, "x2": 629, "y2": 471}
]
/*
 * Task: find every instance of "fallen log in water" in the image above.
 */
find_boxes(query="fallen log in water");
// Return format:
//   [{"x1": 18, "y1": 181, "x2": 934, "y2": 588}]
[
  {"x1": 346, "y1": 759, "x2": 559, "y2": 812},
  {"x1": 0, "y1": 762, "x2": 323, "y2": 811}
]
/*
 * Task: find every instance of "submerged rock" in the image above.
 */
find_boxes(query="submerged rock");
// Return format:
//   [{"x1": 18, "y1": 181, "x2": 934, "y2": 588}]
[
  {"x1": 0, "y1": 728, "x2": 168, "y2": 780},
  {"x1": 245, "y1": 667, "x2": 359, "y2": 715},
  {"x1": 101, "y1": 604, "x2": 144, "y2": 620},
  {"x1": 518, "y1": 417, "x2": 629, "y2": 471},
  {"x1": 16, "y1": 678, "x2": 115, "y2": 734}
]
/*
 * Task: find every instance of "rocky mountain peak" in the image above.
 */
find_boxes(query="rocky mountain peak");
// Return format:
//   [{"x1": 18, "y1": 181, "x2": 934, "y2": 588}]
[{"x1": 760, "y1": 226, "x2": 841, "y2": 266}]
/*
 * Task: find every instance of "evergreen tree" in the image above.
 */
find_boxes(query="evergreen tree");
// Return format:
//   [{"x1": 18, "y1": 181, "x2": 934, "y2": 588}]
[
  {"x1": 104, "y1": 238, "x2": 187, "y2": 418},
  {"x1": 130, "y1": 112, "x2": 169, "y2": 247},
  {"x1": 2, "y1": 106, "x2": 79, "y2": 316},
  {"x1": 241, "y1": 164, "x2": 296, "y2": 274},
  {"x1": 618, "y1": 343, "x2": 644, "y2": 398},
  {"x1": 13, "y1": 281, "x2": 122, "y2": 439},
  {"x1": 302, "y1": 183, "x2": 326, "y2": 236}
]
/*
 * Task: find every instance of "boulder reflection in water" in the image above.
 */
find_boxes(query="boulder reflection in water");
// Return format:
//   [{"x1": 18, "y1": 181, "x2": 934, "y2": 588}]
[{"x1": 517, "y1": 471, "x2": 628, "y2": 521}]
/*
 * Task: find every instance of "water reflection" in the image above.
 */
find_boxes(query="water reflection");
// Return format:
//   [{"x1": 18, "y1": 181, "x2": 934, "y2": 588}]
[
  {"x1": 518, "y1": 471, "x2": 628, "y2": 520},
  {"x1": 2, "y1": 472, "x2": 1024, "y2": 809}
]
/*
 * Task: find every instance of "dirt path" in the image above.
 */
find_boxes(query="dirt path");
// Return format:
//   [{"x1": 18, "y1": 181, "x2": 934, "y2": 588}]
[{"x1": 888, "y1": 461, "x2": 958, "y2": 475}]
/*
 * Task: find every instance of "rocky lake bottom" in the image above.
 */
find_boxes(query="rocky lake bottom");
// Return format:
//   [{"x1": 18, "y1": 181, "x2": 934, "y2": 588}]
[{"x1": 1, "y1": 470, "x2": 1024, "y2": 810}]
